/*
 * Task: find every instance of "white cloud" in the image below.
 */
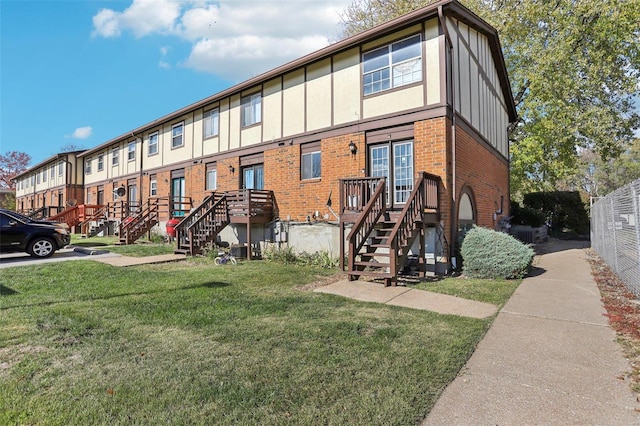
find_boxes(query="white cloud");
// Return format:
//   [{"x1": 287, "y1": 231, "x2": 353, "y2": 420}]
[
  {"x1": 159, "y1": 61, "x2": 171, "y2": 69},
  {"x1": 92, "y1": 0, "x2": 351, "y2": 80},
  {"x1": 70, "y1": 126, "x2": 93, "y2": 139}
]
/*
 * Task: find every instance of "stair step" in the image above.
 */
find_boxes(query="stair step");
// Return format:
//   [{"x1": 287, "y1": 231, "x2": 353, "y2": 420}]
[
  {"x1": 354, "y1": 261, "x2": 390, "y2": 268},
  {"x1": 360, "y1": 252, "x2": 391, "y2": 257},
  {"x1": 347, "y1": 270, "x2": 393, "y2": 278}
]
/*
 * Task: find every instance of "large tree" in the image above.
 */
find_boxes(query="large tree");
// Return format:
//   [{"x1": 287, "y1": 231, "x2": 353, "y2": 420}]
[
  {"x1": 0, "y1": 151, "x2": 31, "y2": 189},
  {"x1": 340, "y1": 0, "x2": 640, "y2": 196}
]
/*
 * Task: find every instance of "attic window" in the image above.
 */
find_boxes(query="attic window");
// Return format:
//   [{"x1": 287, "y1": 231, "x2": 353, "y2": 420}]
[{"x1": 363, "y1": 34, "x2": 422, "y2": 95}]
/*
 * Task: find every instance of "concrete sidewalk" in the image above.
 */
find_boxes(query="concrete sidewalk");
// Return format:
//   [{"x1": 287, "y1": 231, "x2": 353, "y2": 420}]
[
  {"x1": 92, "y1": 253, "x2": 187, "y2": 267},
  {"x1": 423, "y1": 241, "x2": 640, "y2": 425},
  {"x1": 314, "y1": 280, "x2": 498, "y2": 319}
]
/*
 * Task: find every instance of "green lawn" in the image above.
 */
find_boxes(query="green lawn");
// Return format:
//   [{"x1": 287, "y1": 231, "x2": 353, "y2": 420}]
[
  {"x1": 69, "y1": 235, "x2": 175, "y2": 257},
  {"x1": 0, "y1": 259, "x2": 518, "y2": 425}
]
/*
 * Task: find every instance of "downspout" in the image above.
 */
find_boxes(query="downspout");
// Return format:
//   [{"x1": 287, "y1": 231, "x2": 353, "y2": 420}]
[{"x1": 439, "y1": 6, "x2": 457, "y2": 271}]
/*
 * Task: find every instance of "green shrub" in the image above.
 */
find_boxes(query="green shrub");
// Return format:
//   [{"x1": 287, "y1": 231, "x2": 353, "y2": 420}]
[
  {"x1": 510, "y1": 201, "x2": 546, "y2": 227},
  {"x1": 262, "y1": 245, "x2": 298, "y2": 264},
  {"x1": 461, "y1": 226, "x2": 535, "y2": 279}
]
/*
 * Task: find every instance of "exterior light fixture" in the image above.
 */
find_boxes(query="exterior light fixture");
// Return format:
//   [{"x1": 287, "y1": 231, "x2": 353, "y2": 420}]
[
  {"x1": 228, "y1": 165, "x2": 235, "y2": 174},
  {"x1": 349, "y1": 141, "x2": 357, "y2": 155}
]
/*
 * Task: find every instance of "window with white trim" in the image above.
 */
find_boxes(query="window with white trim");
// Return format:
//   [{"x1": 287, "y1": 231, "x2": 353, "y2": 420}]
[
  {"x1": 241, "y1": 93, "x2": 261, "y2": 127},
  {"x1": 128, "y1": 141, "x2": 136, "y2": 161},
  {"x1": 301, "y1": 151, "x2": 321, "y2": 180},
  {"x1": 37, "y1": 171, "x2": 41, "y2": 184},
  {"x1": 58, "y1": 161, "x2": 64, "y2": 176},
  {"x1": 363, "y1": 34, "x2": 422, "y2": 96},
  {"x1": 148, "y1": 132, "x2": 158, "y2": 156},
  {"x1": 206, "y1": 167, "x2": 217, "y2": 191},
  {"x1": 98, "y1": 154, "x2": 104, "y2": 171},
  {"x1": 204, "y1": 109, "x2": 219, "y2": 138},
  {"x1": 50, "y1": 166, "x2": 54, "y2": 179},
  {"x1": 112, "y1": 148, "x2": 119, "y2": 166},
  {"x1": 85, "y1": 158, "x2": 92, "y2": 174},
  {"x1": 150, "y1": 178, "x2": 157, "y2": 196},
  {"x1": 172, "y1": 122, "x2": 184, "y2": 148},
  {"x1": 42, "y1": 169, "x2": 46, "y2": 182}
]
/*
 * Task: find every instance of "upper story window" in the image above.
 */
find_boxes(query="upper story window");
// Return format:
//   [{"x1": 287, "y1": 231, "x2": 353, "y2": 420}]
[
  {"x1": 58, "y1": 161, "x2": 64, "y2": 176},
  {"x1": 204, "y1": 108, "x2": 219, "y2": 138},
  {"x1": 241, "y1": 93, "x2": 261, "y2": 127},
  {"x1": 128, "y1": 141, "x2": 136, "y2": 161},
  {"x1": 42, "y1": 169, "x2": 46, "y2": 182},
  {"x1": 172, "y1": 122, "x2": 184, "y2": 148},
  {"x1": 85, "y1": 158, "x2": 92, "y2": 174},
  {"x1": 50, "y1": 166, "x2": 54, "y2": 179},
  {"x1": 37, "y1": 171, "x2": 41, "y2": 184},
  {"x1": 148, "y1": 132, "x2": 159, "y2": 156},
  {"x1": 112, "y1": 148, "x2": 119, "y2": 166},
  {"x1": 98, "y1": 154, "x2": 104, "y2": 171},
  {"x1": 363, "y1": 34, "x2": 422, "y2": 96}
]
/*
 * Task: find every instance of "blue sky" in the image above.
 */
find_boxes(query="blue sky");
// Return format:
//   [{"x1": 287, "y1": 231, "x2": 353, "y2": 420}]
[{"x1": 1, "y1": 0, "x2": 350, "y2": 166}]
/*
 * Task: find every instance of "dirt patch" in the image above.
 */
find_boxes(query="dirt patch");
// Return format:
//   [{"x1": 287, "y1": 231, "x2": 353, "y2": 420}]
[
  {"x1": 0, "y1": 344, "x2": 48, "y2": 374},
  {"x1": 297, "y1": 272, "x2": 346, "y2": 292},
  {"x1": 587, "y1": 249, "x2": 640, "y2": 396}
]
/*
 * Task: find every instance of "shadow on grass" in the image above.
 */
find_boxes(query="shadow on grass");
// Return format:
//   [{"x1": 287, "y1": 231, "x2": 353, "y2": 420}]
[
  {"x1": 0, "y1": 281, "x2": 230, "y2": 310},
  {"x1": 0, "y1": 285, "x2": 18, "y2": 296}
]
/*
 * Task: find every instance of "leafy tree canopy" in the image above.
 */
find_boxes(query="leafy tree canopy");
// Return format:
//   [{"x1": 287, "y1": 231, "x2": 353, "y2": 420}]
[
  {"x1": 0, "y1": 151, "x2": 31, "y2": 189},
  {"x1": 340, "y1": 0, "x2": 640, "y2": 195}
]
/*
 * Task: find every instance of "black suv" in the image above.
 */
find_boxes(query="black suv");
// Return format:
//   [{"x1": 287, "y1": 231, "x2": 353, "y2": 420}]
[{"x1": 0, "y1": 209, "x2": 71, "y2": 258}]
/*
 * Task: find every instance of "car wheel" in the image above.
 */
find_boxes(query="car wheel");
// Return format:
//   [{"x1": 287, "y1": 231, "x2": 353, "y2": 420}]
[{"x1": 28, "y1": 237, "x2": 56, "y2": 258}]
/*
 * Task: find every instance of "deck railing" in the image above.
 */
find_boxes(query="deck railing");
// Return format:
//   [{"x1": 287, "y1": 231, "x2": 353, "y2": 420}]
[{"x1": 340, "y1": 177, "x2": 384, "y2": 215}]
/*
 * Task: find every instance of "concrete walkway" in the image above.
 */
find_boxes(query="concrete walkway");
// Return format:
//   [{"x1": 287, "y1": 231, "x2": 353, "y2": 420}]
[
  {"x1": 314, "y1": 280, "x2": 498, "y2": 319},
  {"x1": 92, "y1": 252, "x2": 187, "y2": 267},
  {"x1": 423, "y1": 241, "x2": 640, "y2": 425}
]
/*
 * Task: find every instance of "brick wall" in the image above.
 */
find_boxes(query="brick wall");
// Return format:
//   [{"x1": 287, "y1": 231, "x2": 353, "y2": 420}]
[
  {"x1": 455, "y1": 127, "x2": 509, "y2": 229},
  {"x1": 263, "y1": 132, "x2": 365, "y2": 221}
]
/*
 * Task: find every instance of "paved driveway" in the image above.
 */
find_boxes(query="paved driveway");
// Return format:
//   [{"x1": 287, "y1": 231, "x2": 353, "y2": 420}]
[{"x1": 0, "y1": 248, "x2": 119, "y2": 269}]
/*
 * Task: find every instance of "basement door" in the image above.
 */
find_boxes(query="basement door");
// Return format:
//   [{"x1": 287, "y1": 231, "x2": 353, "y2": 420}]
[{"x1": 369, "y1": 140, "x2": 414, "y2": 208}]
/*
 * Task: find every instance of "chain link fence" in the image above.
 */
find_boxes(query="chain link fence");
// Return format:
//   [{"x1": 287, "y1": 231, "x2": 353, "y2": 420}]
[{"x1": 591, "y1": 179, "x2": 640, "y2": 297}]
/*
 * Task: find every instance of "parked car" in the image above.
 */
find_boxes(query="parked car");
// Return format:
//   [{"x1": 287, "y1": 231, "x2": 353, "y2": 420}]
[{"x1": 0, "y1": 209, "x2": 71, "y2": 258}]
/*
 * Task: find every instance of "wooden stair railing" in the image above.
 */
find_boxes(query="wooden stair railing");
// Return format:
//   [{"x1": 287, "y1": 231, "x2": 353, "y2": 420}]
[
  {"x1": 118, "y1": 199, "x2": 160, "y2": 244},
  {"x1": 79, "y1": 205, "x2": 108, "y2": 237},
  {"x1": 346, "y1": 178, "x2": 387, "y2": 281},
  {"x1": 346, "y1": 172, "x2": 440, "y2": 286},
  {"x1": 27, "y1": 207, "x2": 48, "y2": 220},
  {"x1": 175, "y1": 193, "x2": 229, "y2": 255},
  {"x1": 47, "y1": 205, "x2": 80, "y2": 229}
]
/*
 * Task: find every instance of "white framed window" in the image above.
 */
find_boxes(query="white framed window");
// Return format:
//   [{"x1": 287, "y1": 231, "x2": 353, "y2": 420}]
[
  {"x1": 98, "y1": 154, "x2": 104, "y2": 171},
  {"x1": 112, "y1": 148, "x2": 119, "y2": 166},
  {"x1": 85, "y1": 158, "x2": 92, "y2": 174},
  {"x1": 301, "y1": 151, "x2": 321, "y2": 180},
  {"x1": 172, "y1": 122, "x2": 184, "y2": 148},
  {"x1": 50, "y1": 166, "x2": 54, "y2": 179},
  {"x1": 241, "y1": 93, "x2": 261, "y2": 127},
  {"x1": 128, "y1": 141, "x2": 136, "y2": 161},
  {"x1": 363, "y1": 34, "x2": 422, "y2": 96},
  {"x1": 204, "y1": 108, "x2": 219, "y2": 138},
  {"x1": 58, "y1": 161, "x2": 64, "y2": 176},
  {"x1": 42, "y1": 169, "x2": 46, "y2": 182},
  {"x1": 148, "y1": 132, "x2": 159, "y2": 156},
  {"x1": 206, "y1": 168, "x2": 217, "y2": 191},
  {"x1": 37, "y1": 172, "x2": 41, "y2": 184},
  {"x1": 150, "y1": 178, "x2": 157, "y2": 196}
]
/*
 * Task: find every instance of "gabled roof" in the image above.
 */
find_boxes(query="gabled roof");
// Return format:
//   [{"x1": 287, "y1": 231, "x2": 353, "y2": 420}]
[
  {"x1": 12, "y1": 151, "x2": 85, "y2": 180},
  {"x1": 77, "y1": 0, "x2": 516, "y2": 158}
]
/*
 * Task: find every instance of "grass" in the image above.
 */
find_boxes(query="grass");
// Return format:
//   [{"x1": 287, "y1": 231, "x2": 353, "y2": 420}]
[
  {"x1": 0, "y1": 260, "x2": 519, "y2": 425},
  {"x1": 69, "y1": 235, "x2": 175, "y2": 257},
  {"x1": 412, "y1": 276, "x2": 520, "y2": 306}
]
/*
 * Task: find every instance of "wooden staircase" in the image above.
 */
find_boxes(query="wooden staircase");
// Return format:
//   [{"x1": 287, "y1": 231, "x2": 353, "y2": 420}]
[
  {"x1": 174, "y1": 193, "x2": 229, "y2": 255},
  {"x1": 48, "y1": 204, "x2": 105, "y2": 230},
  {"x1": 343, "y1": 172, "x2": 440, "y2": 286},
  {"x1": 174, "y1": 190, "x2": 275, "y2": 257},
  {"x1": 79, "y1": 205, "x2": 110, "y2": 237},
  {"x1": 118, "y1": 199, "x2": 160, "y2": 244}
]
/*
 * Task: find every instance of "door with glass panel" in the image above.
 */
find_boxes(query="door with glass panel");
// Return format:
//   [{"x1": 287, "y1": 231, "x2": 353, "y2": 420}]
[
  {"x1": 171, "y1": 177, "x2": 186, "y2": 216},
  {"x1": 369, "y1": 140, "x2": 414, "y2": 208},
  {"x1": 242, "y1": 164, "x2": 264, "y2": 190}
]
